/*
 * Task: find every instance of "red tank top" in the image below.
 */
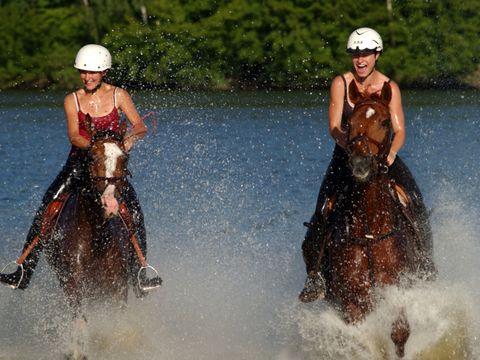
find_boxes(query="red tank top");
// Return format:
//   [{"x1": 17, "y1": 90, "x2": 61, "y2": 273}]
[{"x1": 73, "y1": 88, "x2": 120, "y2": 140}]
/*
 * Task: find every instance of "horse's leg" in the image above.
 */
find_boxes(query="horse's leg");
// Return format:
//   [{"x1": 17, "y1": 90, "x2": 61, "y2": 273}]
[
  {"x1": 343, "y1": 301, "x2": 371, "y2": 324},
  {"x1": 103, "y1": 218, "x2": 130, "y2": 307},
  {"x1": 370, "y1": 237, "x2": 410, "y2": 357},
  {"x1": 329, "y1": 243, "x2": 374, "y2": 322},
  {"x1": 58, "y1": 278, "x2": 89, "y2": 360},
  {"x1": 391, "y1": 309, "x2": 410, "y2": 358},
  {"x1": 65, "y1": 314, "x2": 88, "y2": 360}
]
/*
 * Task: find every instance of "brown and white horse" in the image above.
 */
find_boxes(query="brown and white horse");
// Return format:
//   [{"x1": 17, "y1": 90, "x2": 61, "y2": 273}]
[{"x1": 44, "y1": 117, "x2": 131, "y2": 359}]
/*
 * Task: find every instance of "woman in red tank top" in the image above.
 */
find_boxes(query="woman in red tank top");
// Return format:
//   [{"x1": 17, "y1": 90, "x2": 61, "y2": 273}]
[{"x1": 0, "y1": 44, "x2": 161, "y2": 295}]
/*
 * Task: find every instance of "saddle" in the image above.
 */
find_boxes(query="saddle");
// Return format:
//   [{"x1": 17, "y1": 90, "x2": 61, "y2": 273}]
[
  {"x1": 315, "y1": 181, "x2": 420, "y2": 240},
  {"x1": 314, "y1": 180, "x2": 436, "y2": 280}
]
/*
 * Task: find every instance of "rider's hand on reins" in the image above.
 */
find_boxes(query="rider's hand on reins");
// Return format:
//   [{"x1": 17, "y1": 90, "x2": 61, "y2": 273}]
[{"x1": 387, "y1": 150, "x2": 397, "y2": 166}]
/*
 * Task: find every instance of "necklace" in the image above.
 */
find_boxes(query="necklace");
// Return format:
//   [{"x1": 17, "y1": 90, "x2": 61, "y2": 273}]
[{"x1": 87, "y1": 93, "x2": 101, "y2": 113}]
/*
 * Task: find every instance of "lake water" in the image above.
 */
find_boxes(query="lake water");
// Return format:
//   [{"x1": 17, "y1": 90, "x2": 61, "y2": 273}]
[{"x1": 0, "y1": 89, "x2": 479, "y2": 359}]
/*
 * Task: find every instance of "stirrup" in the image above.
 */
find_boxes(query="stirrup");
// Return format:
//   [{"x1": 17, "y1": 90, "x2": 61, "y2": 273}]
[
  {"x1": 1, "y1": 262, "x2": 24, "y2": 289},
  {"x1": 137, "y1": 265, "x2": 161, "y2": 292}
]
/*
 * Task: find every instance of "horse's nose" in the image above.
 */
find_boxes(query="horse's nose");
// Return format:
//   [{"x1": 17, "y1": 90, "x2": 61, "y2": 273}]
[
  {"x1": 101, "y1": 192, "x2": 119, "y2": 218},
  {"x1": 349, "y1": 155, "x2": 373, "y2": 181},
  {"x1": 104, "y1": 208, "x2": 119, "y2": 218}
]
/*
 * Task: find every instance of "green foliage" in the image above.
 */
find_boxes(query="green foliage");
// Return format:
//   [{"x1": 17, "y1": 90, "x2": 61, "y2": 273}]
[{"x1": 0, "y1": 0, "x2": 479, "y2": 90}]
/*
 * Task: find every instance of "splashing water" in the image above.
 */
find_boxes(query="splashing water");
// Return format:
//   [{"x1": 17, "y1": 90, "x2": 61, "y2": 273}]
[
  {"x1": 0, "y1": 90, "x2": 479, "y2": 359},
  {"x1": 276, "y1": 182, "x2": 480, "y2": 360}
]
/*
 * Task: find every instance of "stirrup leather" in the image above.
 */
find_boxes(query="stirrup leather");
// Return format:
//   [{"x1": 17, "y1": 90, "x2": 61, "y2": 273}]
[
  {"x1": 16, "y1": 193, "x2": 70, "y2": 266},
  {"x1": 118, "y1": 202, "x2": 161, "y2": 291}
]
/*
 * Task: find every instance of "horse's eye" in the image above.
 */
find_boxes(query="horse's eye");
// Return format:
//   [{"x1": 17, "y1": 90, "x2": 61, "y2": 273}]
[{"x1": 382, "y1": 119, "x2": 390, "y2": 127}]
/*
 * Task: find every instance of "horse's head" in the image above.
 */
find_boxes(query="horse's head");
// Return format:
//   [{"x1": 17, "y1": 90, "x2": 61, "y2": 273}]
[
  {"x1": 346, "y1": 81, "x2": 392, "y2": 182},
  {"x1": 85, "y1": 115, "x2": 129, "y2": 218}
]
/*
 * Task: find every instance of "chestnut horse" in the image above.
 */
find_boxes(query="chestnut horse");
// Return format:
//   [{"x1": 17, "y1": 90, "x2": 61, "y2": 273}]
[
  {"x1": 43, "y1": 118, "x2": 133, "y2": 358},
  {"x1": 321, "y1": 81, "x2": 435, "y2": 357}
]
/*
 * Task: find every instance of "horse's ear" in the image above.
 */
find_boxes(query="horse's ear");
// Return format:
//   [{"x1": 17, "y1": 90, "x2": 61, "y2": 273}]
[
  {"x1": 381, "y1": 81, "x2": 392, "y2": 104},
  {"x1": 119, "y1": 121, "x2": 127, "y2": 137},
  {"x1": 85, "y1": 113, "x2": 96, "y2": 139},
  {"x1": 348, "y1": 80, "x2": 362, "y2": 105}
]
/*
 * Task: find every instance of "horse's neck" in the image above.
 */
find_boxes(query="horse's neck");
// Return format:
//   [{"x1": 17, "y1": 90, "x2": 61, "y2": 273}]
[
  {"x1": 348, "y1": 175, "x2": 397, "y2": 237},
  {"x1": 357, "y1": 175, "x2": 392, "y2": 205},
  {"x1": 76, "y1": 191, "x2": 103, "y2": 227}
]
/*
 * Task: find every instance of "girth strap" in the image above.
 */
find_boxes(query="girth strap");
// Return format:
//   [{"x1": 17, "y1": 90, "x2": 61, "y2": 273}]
[{"x1": 348, "y1": 229, "x2": 397, "y2": 246}]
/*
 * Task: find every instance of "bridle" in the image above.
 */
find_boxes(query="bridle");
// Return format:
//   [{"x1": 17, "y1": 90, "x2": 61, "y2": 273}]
[
  {"x1": 89, "y1": 166, "x2": 130, "y2": 186},
  {"x1": 89, "y1": 174, "x2": 129, "y2": 193},
  {"x1": 87, "y1": 134, "x2": 130, "y2": 196}
]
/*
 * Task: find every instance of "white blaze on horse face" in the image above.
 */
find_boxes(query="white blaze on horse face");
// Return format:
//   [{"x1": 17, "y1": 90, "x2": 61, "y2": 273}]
[
  {"x1": 101, "y1": 143, "x2": 123, "y2": 216},
  {"x1": 104, "y1": 143, "x2": 123, "y2": 178},
  {"x1": 366, "y1": 107, "x2": 376, "y2": 119}
]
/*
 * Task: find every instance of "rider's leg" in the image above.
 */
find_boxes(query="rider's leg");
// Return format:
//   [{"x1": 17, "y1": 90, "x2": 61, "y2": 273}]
[
  {"x1": 388, "y1": 157, "x2": 436, "y2": 279},
  {"x1": 300, "y1": 211, "x2": 327, "y2": 302},
  {"x1": 299, "y1": 146, "x2": 349, "y2": 302},
  {"x1": 122, "y1": 183, "x2": 162, "y2": 297},
  {"x1": 0, "y1": 218, "x2": 43, "y2": 289},
  {"x1": 0, "y1": 153, "x2": 84, "y2": 289}
]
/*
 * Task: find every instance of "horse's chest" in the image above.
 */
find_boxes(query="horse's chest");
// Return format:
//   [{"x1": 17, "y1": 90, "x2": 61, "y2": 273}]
[{"x1": 342, "y1": 187, "x2": 396, "y2": 240}]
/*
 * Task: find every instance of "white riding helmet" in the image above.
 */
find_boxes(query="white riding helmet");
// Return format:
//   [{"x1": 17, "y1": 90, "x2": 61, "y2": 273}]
[
  {"x1": 346, "y1": 27, "x2": 383, "y2": 53},
  {"x1": 74, "y1": 44, "x2": 112, "y2": 71}
]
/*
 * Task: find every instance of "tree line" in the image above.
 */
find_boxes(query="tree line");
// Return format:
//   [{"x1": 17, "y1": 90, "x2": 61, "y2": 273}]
[{"x1": 1, "y1": 0, "x2": 479, "y2": 90}]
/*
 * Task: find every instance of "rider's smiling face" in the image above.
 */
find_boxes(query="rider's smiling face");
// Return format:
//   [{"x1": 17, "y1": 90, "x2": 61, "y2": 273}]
[
  {"x1": 351, "y1": 51, "x2": 379, "y2": 79},
  {"x1": 79, "y1": 70, "x2": 105, "y2": 92}
]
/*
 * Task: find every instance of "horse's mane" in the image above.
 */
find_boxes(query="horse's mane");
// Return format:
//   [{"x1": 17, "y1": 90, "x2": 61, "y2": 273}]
[
  {"x1": 355, "y1": 91, "x2": 388, "y2": 107},
  {"x1": 91, "y1": 129, "x2": 124, "y2": 143},
  {"x1": 350, "y1": 81, "x2": 392, "y2": 109}
]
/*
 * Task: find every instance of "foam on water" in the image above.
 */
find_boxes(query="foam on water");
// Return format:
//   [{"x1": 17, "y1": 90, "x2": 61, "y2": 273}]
[{"x1": 276, "y1": 182, "x2": 480, "y2": 360}]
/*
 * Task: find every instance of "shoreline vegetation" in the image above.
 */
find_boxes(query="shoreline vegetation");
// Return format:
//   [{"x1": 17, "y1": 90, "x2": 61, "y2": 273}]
[{"x1": 1, "y1": 1, "x2": 480, "y2": 91}]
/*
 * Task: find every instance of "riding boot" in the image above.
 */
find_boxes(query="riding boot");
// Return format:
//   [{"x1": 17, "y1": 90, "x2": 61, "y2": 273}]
[
  {"x1": 299, "y1": 215, "x2": 327, "y2": 302},
  {"x1": 410, "y1": 193, "x2": 437, "y2": 280},
  {"x1": 0, "y1": 224, "x2": 42, "y2": 290},
  {"x1": 0, "y1": 262, "x2": 34, "y2": 290},
  {"x1": 299, "y1": 271, "x2": 326, "y2": 303},
  {"x1": 388, "y1": 157, "x2": 437, "y2": 281},
  {"x1": 1, "y1": 150, "x2": 83, "y2": 290}
]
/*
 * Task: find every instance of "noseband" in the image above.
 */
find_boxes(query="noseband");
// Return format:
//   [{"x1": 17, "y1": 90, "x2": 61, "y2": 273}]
[{"x1": 90, "y1": 173, "x2": 129, "y2": 187}]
